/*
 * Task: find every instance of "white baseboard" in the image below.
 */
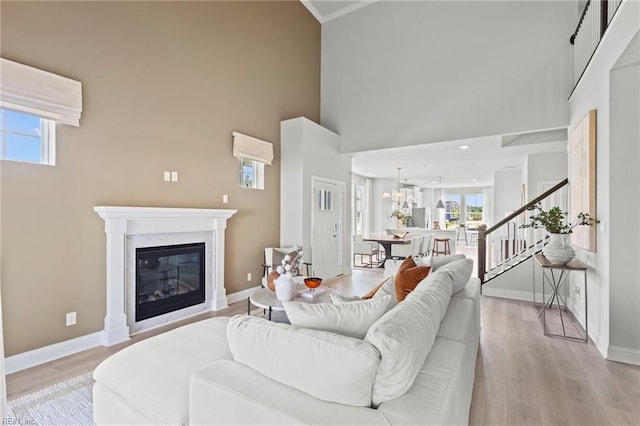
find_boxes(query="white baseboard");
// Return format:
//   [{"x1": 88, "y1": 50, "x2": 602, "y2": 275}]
[
  {"x1": 5, "y1": 288, "x2": 261, "y2": 375},
  {"x1": 481, "y1": 287, "x2": 542, "y2": 303},
  {"x1": 5, "y1": 331, "x2": 103, "y2": 375},
  {"x1": 607, "y1": 345, "x2": 640, "y2": 366},
  {"x1": 227, "y1": 285, "x2": 261, "y2": 304}
]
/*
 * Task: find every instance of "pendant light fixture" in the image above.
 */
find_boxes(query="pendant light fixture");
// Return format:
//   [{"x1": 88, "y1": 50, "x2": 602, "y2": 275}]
[
  {"x1": 436, "y1": 176, "x2": 445, "y2": 209},
  {"x1": 401, "y1": 178, "x2": 409, "y2": 209}
]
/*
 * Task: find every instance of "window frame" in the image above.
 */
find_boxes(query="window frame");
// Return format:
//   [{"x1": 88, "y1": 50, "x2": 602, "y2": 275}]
[
  {"x1": 239, "y1": 157, "x2": 264, "y2": 190},
  {"x1": 0, "y1": 108, "x2": 56, "y2": 166}
]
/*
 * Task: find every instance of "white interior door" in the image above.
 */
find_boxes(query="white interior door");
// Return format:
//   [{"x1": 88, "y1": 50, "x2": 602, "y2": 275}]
[{"x1": 312, "y1": 178, "x2": 345, "y2": 280}]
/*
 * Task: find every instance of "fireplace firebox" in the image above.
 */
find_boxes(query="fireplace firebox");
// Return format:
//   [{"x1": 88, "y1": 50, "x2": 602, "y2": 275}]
[{"x1": 135, "y1": 242, "x2": 205, "y2": 322}]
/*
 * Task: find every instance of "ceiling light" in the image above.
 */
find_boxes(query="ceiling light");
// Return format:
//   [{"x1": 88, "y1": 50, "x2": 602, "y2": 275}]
[
  {"x1": 472, "y1": 178, "x2": 477, "y2": 182},
  {"x1": 436, "y1": 177, "x2": 445, "y2": 209},
  {"x1": 459, "y1": 145, "x2": 469, "y2": 150}
]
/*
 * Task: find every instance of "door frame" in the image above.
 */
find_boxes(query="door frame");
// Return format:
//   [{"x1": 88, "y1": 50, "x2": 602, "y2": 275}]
[{"x1": 310, "y1": 176, "x2": 348, "y2": 279}]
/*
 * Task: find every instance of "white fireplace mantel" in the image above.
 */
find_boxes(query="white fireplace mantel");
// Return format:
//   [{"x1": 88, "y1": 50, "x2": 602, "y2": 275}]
[{"x1": 94, "y1": 206, "x2": 237, "y2": 346}]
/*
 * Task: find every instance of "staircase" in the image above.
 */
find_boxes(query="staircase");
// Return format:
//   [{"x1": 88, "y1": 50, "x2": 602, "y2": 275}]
[{"x1": 477, "y1": 178, "x2": 569, "y2": 285}]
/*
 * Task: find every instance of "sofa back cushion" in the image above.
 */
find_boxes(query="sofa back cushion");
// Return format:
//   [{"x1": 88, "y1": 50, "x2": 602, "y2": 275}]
[
  {"x1": 365, "y1": 271, "x2": 453, "y2": 406},
  {"x1": 227, "y1": 315, "x2": 380, "y2": 407},
  {"x1": 283, "y1": 295, "x2": 392, "y2": 339},
  {"x1": 436, "y1": 258, "x2": 474, "y2": 294}
]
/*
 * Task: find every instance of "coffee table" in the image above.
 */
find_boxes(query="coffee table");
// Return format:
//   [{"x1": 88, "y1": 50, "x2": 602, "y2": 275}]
[{"x1": 248, "y1": 283, "x2": 332, "y2": 320}]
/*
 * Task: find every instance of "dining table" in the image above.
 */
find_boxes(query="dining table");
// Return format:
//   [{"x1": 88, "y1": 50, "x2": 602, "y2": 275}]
[{"x1": 363, "y1": 234, "x2": 410, "y2": 267}]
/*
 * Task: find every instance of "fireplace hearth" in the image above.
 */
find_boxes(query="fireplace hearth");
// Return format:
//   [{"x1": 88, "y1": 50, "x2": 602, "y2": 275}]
[{"x1": 136, "y1": 243, "x2": 205, "y2": 322}]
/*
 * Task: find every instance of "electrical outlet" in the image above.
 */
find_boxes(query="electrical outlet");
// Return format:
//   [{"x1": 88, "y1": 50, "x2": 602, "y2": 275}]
[
  {"x1": 574, "y1": 286, "x2": 581, "y2": 295},
  {"x1": 66, "y1": 312, "x2": 77, "y2": 326},
  {"x1": 247, "y1": 272, "x2": 252, "y2": 281},
  {"x1": 163, "y1": 171, "x2": 171, "y2": 182},
  {"x1": 223, "y1": 194, "x2": 229, "y2": 203},
  {"x1": 171, "y1": 171, "x2": 178, "y2": 182}
]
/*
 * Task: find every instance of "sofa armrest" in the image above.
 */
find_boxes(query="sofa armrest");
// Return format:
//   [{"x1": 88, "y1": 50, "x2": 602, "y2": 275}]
[{"x1": 190, "y1": 359, "x2": 388, "y2": 425}]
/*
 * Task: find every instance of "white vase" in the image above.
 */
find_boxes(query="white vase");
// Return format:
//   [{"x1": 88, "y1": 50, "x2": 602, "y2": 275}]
[
  {"x1": 543, "y1": 233, "x2": 575, "y2": 265},
  {"x1": 275, "y1": 275, "x2": 296, "y2": 301}
]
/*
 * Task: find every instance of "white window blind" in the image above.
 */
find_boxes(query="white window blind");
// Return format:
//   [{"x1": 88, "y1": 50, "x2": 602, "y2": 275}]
[
  {"x1": 232, "y1": 131, "x2": 273, "y2": 165},
  {"x1": 0, "y1": 58, "x2": 82, "y2": 127}
]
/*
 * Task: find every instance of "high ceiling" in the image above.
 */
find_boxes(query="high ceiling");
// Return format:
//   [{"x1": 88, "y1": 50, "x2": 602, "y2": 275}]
[
  {"x1": 301, "y1": 0, "x2": 377, "y2": 23},
  {"x1": 302, "y1": 0, "x2": 569, "y2": 189}
]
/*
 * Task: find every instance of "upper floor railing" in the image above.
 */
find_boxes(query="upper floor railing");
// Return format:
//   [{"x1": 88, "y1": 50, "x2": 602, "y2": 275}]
[{"x1": 570, "y1": 0, "x2": 623, "y2": 95}]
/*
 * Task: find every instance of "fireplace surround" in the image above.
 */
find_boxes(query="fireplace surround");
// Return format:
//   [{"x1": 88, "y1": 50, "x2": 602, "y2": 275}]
[{"x1": 94, "y1": 206, "x2": 237, "y2": 345}]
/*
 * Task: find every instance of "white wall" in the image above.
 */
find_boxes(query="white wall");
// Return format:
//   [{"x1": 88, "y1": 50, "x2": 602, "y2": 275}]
[
  {"x1": 280, "y1": 117, "x2": 352, "y2": 276},
  {"x1": 372, "y1": 178, "x2": 397, "y2": 233},
  {"x1": 525, "y1": 152, "x2": 568, "y2": 202},
  {"x1": 321, "y1": 0, "x2": 575, "y2": 153},
  {"x1": 494, "y1": 169, "x2": 523, "y2": 223},
  {"x1": 568, "y1": 0, "x2": 640, "y2": 364},
  {"x1": 609, "y1": 55, "x2": 640, "y2": 355}
]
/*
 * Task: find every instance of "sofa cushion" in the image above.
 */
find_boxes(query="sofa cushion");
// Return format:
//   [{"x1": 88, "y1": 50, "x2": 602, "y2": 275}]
[
  {"x1": 371, "y1": 276, "x2": 397, "y2": 305},
  {"x1": 420, "y1": 253, "x2": 466, "y2": 271},
  {"x1": 436, "y1": 258, "x2": 474, "y2": 294},
  {"x1": 365, "y1": 271, "x2": 453, "y2": 406},
  {"x1": 227, "y1": 315, "x2": 380, "y2": 407},
  {"x1": 330, "y1": 293, "x2": 364, "y2": 303},
  {"x1": 283, "y1": 295, "x2": 392, "y2": 339},
  {"x1": 93, "y1": 317, "x2": 232, "y2": 425},
  {"x1": 394, "y1": 256, "x2": 431, "y2": 302},
  {"x1": 361, "y1": 276, "x2": 392, "y2": 299}
]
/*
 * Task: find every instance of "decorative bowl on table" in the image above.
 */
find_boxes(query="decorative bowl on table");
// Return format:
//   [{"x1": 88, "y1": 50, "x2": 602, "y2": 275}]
[{"x1": 303, "y1": 277, "x2": 322, "y2": 290}]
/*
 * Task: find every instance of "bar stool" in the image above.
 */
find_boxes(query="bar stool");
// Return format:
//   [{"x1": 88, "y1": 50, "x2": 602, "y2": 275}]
[
  {"x1": 457, "y1": 224, "x2": 468, "y2": 245},
  {"x1": 433, "y1": 238, "x2": 451, "y2": 256}
]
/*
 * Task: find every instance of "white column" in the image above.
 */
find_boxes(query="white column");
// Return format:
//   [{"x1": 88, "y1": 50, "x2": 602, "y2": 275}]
[
  {"x1": 213, "y1": 220, "x2": 229, "y2": 310},
  {"x1": 102, "y1": 219, "x2": 130, "y2": 346}
]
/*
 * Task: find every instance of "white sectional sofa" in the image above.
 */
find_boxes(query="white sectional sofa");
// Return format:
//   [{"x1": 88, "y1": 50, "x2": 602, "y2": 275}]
[{"x1": 93, "y1": 256, "x2": 480, "y2": 425}]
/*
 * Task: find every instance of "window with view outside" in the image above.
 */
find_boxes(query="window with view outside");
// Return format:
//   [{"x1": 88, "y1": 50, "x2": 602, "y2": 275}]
[
  {"x1": 353, "y1": 184, "x2": 364, "y2": 235},
  {"x1": 0, "y1": 108, "x2": 54, "y2": 165},
  {"x1": 240, "y1": 158, "x2": 264, "y2": 189},
  {"x1": 444, "y1": 194, "x2": 461, "y2": 228},
  {"x1": 465, "y1": 193, "x2": 483, "y2": 228}
]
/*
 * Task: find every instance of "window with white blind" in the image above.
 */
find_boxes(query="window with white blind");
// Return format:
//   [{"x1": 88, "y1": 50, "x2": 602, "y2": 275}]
[{"x1": 0, "y1": 58, "x2": 82, "y2": 165}]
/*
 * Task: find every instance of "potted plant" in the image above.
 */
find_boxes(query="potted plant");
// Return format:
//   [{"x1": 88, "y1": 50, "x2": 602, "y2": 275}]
[
  {"x1": 391, "y1": 210, "x2": 406, "y2": 228},
  {"x1": 522, "y1": 204, "x2": 597, "y2": 264}
]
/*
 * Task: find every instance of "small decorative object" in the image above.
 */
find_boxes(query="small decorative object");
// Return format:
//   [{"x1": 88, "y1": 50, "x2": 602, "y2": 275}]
[
  {"x1": 303, "y1": 277, "x2": 322, "y2": 291},
  {"x1": 391, "y1": 210, "x2": 406, "y2": 228},
  {"x1": 522, "y1": 204, "x2": 597, "y2": 264},
  {"x1": 266, "y1": 270, "x2": 280, "y2": 291},
  {"x1": 273, "y1": 248, "x2": 304, "y2": 300},
  {"x1": 433, "y1": 221, "x2": 440, "y2": 229},
  {"x1": 275, "y1": 274, "x2": 296, "y2": 301}
]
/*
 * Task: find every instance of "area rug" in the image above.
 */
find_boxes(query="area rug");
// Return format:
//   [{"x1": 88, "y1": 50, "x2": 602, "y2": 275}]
[{"x1": 7, "y1": 372, "x2": 95, "y2": 426}]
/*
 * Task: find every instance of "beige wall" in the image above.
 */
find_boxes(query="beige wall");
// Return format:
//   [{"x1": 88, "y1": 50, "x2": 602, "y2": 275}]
[{"x1": 0, "y1": 1, "x2": 320, "y2": 356}]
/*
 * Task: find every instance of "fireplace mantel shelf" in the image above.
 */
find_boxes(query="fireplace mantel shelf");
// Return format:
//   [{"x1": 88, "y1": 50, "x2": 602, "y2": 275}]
[
  {"x1": 94, "y1": 206, "x2": 237, "y2": 346},
  {"x1": 94, "y1": 206, "x2": 237, "y2": 220}
]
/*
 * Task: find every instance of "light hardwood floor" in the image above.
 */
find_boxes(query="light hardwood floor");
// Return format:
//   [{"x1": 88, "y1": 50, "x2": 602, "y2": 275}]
[{"x1": 7, "y1": 268, "x2": 640, "y2": 425}]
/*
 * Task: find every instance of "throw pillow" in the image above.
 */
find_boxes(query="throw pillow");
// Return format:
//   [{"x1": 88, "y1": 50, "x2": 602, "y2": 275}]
[
  {"x1": 227, "y1": 315, "x2": 380, "y2": 407},
  {"x1": 283, "y1": 295, "x2": 393, "y2": 339},
  {"x1": 436, "y1": 258, "x2": 474, "y2": 294},
  {"x1": 361, "y1": 276, "x2": 393, "y2": 299},
  {"x1": 395, "y1": 256, "x2": 431, "y2": 302}
]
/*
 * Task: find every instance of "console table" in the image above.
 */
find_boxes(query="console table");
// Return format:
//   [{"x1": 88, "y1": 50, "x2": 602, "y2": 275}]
[{"x1": 533, "y1": 254, "x2": 588, "y2": 342}]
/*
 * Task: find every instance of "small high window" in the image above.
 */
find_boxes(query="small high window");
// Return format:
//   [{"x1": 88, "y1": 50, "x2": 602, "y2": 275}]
[
  {"x1": 0, "y1": 108, "x2": 55, "y2": 165},
  {"x1": 240, "y1": 158, "x2": 265, "y2": 190}
]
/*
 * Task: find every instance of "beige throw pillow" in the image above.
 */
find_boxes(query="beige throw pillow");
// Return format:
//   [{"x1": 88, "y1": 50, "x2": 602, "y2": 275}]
[{"x1": 283, "y1": 295, "x2": 393, "y2": 339}]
